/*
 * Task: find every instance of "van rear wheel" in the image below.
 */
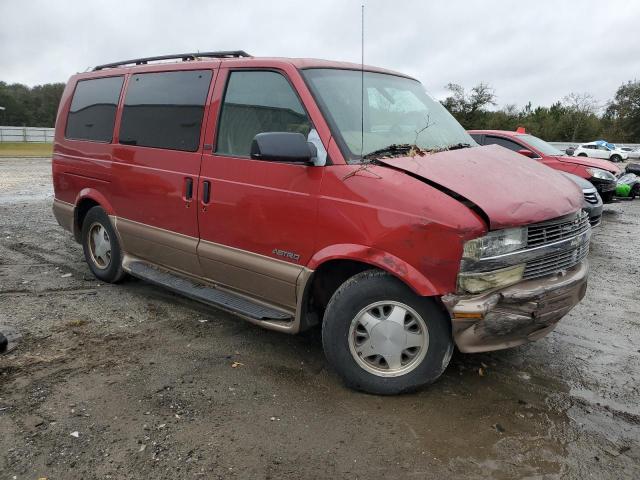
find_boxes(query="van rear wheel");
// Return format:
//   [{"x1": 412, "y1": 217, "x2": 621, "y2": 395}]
[
  {"x1": 81, "y1": 206, "x2": 126, "y2": 283},
  {"x1": 322, "y1": 270, "x2": 453, "y2": 395}
]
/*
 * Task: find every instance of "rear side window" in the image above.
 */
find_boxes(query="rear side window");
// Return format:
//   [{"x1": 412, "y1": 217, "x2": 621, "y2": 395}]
[
  {"x1": 65, "y1": 76, "x2": 124, "y2": 142},
  {"x1": 484, "y1": 136, "x2": 524, "y2": 153},
  {"x1": 469, "y1": 133, "x2": 483, "y2": 144},
  {"x1": 119, "y1": 70, "x2": 212, "y2": 152},
  {"x1": 216, "y1": 71, "x2": 311, "y2": 157}
]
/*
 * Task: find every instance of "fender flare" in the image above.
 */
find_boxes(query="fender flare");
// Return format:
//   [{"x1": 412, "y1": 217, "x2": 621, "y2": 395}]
[
  {"x1": 71, "y1": 189, "x2": 116, "y2": 241},
  {"x1": 307, "y1": 244, "x2": 439, "y2": 296},
  {"x1": 74, "y1": 188, "x2": 116, "y2": 215}
]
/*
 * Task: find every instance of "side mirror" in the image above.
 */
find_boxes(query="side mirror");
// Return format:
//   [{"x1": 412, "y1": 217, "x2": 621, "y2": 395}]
[
  {"x1": 517, "y1": 148, "x2": 538, "y2": 159},
  {"x1": 250, "y1": 132, "x2": 317, "y2": 164}
]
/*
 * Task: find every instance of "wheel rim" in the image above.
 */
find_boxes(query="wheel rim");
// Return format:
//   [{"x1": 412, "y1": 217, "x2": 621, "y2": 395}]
[
  {"x1": 87, "y1": 222, "x2": 112, "y2": 270},
  {"x1": 348, "y1": 301, "x2": 429, "y2": 378}
]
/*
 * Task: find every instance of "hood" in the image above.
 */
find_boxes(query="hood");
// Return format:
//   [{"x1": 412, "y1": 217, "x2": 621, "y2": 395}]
[
  {"x1": 377, "y1": 145, "x2": 583, "y2": 230},
  {"x1": 556, "y1": 155, "x2": 621, "y2": 175}
]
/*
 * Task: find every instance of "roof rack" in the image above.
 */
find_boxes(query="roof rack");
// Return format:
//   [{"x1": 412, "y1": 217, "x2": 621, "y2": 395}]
[{"x1": 93, "y1": 51, "x2": 251, "y2": 71}]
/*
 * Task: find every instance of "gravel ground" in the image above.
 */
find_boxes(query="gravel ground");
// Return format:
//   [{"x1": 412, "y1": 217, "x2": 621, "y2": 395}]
[{"x1": 0, "y1": 157, "x2": 638, "y2": 479}]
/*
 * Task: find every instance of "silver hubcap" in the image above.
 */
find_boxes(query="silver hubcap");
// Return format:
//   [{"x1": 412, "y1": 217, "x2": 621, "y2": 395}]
[
  {"x1": 88, "y1": 222, "x2": 112, "y2": 269},
  {"x1": 348, "y1": 301, "x2": 429, "y2": 377}
]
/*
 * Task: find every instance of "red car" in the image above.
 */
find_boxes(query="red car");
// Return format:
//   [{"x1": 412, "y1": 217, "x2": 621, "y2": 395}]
[
  {"x1": 52, "y1": 52, "x2": 589, "y2": 394},
  {"x1": 469, "y1": 129, "x2": 620, "y2": 202}
]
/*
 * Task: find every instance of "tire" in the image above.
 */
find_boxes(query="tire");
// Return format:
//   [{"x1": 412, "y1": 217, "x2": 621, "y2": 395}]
[
  {"x1": 321, "y1": 270, "x2": 453, "y2": 395},
  {"x1": 577, "y1": 153, "x2": 588, "y2": 157},
  {"x1": 610, "y1": 154, "x2": 622, "y2": 163},
  {"x1": 81, "y1": 206, "x2": 126, "y2": 283}
]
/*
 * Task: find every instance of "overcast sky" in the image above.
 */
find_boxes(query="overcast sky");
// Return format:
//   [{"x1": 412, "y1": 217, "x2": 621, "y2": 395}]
[{"x1": 1, "y1": 0, "x2": 639, "y2": 108}]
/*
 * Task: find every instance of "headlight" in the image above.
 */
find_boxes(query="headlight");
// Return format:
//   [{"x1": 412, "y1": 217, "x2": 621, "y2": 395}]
[
  {"x1": 458, "y1": 264, "x2": 525, "y2": 294},
  {"x1": 586, "y1": 168, "x2": 616, "y2": 182},
  {"x1": 462, "y1": 227, "x2": 527, "y2": 260}
]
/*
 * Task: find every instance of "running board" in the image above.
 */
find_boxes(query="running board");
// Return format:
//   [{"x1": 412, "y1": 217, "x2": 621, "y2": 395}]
[{"x1": 127, "y1": 261, "x2": 293, "y2": 322}]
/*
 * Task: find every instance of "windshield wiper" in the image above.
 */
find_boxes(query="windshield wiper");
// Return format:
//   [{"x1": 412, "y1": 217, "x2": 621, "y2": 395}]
[
  {"x1": 362, "y1": 144, "x2": 414, "y2": 160},
  {"x1": 362, "y1": 142, "x2": 472, "y2": 161},
  {"x1": 445, "y1": 142, "x2": 472, "y2": 150}
]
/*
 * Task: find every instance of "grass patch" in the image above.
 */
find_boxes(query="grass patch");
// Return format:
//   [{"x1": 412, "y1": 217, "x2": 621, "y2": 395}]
[{"x1": 0, "y1": 142, "x2": 53, "y2": 157}]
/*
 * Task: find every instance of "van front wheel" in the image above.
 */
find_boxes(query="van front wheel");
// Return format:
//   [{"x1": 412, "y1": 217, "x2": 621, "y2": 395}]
[
  {"x1": 81, "y1": 206, "x2": 126, "y2": 283},
  {"x1": 322, "y1": 270, "x2": 453, "y2": 395}
]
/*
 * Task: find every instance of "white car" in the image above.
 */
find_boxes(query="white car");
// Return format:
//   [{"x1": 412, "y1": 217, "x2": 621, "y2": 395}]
[
  {"x1": 573, "y1": 140, "x2": 629, "y2": 162},
  {"x1": 619, "y1": 146, "x2": 640, "y2": 160}
]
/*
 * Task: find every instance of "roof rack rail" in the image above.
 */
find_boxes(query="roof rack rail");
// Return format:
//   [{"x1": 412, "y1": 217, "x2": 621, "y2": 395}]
[{"x1": 93, "y1": 51, "x2": 251, "y2": 71}]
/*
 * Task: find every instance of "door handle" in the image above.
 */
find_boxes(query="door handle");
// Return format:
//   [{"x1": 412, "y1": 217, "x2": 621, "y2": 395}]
[
  {"x1": 184, "y1": 177, "x2": 193, "y2": 200},
  {"x1": 202, "y1": 181, "x2": 211, "y2": 204}
]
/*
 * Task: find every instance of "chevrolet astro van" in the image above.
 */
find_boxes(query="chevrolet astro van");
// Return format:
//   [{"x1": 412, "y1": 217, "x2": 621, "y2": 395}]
[{"x1": 52, "y1": 51, "x2": 590, "y2": 394}]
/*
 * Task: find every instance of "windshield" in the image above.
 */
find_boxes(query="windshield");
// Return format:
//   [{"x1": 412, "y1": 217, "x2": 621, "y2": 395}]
[
  {"x1": 302, "y1": 69, "x2": 476, "y2": 162},
  {"x1": 518, "y1": 134, "x2": 564, "y2": 156}
]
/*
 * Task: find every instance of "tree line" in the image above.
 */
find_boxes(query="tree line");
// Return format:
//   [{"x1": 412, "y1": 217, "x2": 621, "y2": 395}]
[
  {"x1": 0, "y1": 81, "x2": 65, "y2": 128},
  {"x1": 1, "y1": 78, "x2": 638, "y2": 143},
  {"x1": 442, "y1": 80, "x2": 640, "y2": 144}
]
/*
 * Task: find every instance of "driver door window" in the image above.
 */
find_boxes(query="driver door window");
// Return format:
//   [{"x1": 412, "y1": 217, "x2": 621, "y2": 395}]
[{"x1": 216, "y1": 71, "x2": 311, "y2": 157}]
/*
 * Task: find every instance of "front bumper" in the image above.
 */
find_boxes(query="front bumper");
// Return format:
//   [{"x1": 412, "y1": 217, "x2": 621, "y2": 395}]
[
  {"x1": 442, "y1": 260, "x2": 588, "y2": 353},
  {"x1": 582, "y1": 194, "x2": 603, "y2": 227}
]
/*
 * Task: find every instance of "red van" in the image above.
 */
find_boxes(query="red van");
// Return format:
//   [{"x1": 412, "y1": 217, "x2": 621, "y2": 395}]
[
  {"x1": 52, "y1": 52, "x2": 590, "y2": 394},
  {"x1": 469, "y1": 129, "x2": 620, "y2": 202}
]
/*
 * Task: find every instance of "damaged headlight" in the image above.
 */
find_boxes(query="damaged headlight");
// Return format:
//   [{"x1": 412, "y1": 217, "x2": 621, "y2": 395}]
[
  {"x1": 462, "y1": 227, "x2": 527, "y2": 260},
  {"x1": 458, "y1": 264, "x2": 526, "y2": 294}
]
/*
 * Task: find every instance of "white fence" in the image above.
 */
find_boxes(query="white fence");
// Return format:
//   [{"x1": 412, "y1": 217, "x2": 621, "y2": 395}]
[{"x1": 0, "y1": 126, "x2": 54, "y2": 143}]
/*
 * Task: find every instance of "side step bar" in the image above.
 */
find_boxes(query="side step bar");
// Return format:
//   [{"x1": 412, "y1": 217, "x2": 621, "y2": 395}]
[{"x1": 127, "y1": 261, "x2": 293, "y2": 322}]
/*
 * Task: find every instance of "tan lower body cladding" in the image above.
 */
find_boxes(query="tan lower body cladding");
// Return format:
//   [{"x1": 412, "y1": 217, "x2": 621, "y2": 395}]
[
  {"x1": 112, "y1": 217, "x2": 305, "y2": 312},
  {"x1": 52, "y1": 199, "x2": 75, "y2": 234}
]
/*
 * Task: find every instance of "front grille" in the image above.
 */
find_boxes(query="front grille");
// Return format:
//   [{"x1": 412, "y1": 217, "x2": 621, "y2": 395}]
[
  {"x1": 523, "y1": 240, "x2": 589, "y2": 280},
  {"x1": 589, "y1": 215, "x2": 602, "y2": 227},
  {"x1": 526, "y1": 212, "x2": 590, "y2": 248},
  {"x1": 583, "y1": 190, "x2": 599, "y2": 205}
]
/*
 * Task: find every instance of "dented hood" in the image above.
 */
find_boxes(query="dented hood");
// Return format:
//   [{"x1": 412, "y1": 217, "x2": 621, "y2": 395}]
[{"x1": 377, "y1": 145, "x2": 583, "y2": 230}]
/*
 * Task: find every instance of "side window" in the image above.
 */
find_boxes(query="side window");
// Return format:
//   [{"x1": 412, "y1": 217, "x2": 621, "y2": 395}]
[
  {"x1": 65, "y1": 76, "x2": 124, "y2": 142},
  {"x1": 469, "y1": 133, "x2": 483, "y2": 144},
  {"x1": 119, "y1": 70, "x2": 212, "y2": 152},
  {"x1": 216, "y1": 71, "x2": 311, "y2": 157},
  {"x1": 485, "y1": 136, "x2": 525, "y2": 153}
]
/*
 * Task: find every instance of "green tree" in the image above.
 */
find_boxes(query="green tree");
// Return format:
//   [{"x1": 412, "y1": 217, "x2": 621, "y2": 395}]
[
  {"x1": 604, "y1": 80, "x2": 640, "y2": 142},
  {"x1": 0, "y1": 81, "x2": 65, "y2": 127},
  {"x1": 441, "y1": 82, "x2": 496, "y2": 129}
]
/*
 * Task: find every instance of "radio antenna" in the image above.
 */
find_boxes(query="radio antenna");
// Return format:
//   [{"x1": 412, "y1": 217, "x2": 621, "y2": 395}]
[{"x1": 360, "y1": 4, "x2": 365, "y2": 158}]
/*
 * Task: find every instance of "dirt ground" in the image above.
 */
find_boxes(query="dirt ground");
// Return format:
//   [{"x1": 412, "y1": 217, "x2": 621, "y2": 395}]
[{"x1": 1, "y1": 157, "x2": 638, "y2": 479}]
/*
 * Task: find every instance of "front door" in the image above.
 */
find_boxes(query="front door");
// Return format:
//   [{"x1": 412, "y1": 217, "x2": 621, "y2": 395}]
[{"x1": 197, "y1": 69, "x2": 324, "y2": 309}]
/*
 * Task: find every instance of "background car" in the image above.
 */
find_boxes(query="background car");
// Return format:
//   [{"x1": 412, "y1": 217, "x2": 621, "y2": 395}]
[
  {"x1": 561, "y1": 172, "x2": 603, "y2": 226},
  {"x1": 573, "y1": 140, "x2": 629, "y2": 162},
  {"x1": 469, "y1": 129, "x2": 620, "y2": 202},
  {"x1": 619, "y1": 146, "x2": 640, "y2": 160}
]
